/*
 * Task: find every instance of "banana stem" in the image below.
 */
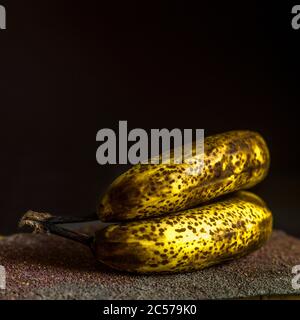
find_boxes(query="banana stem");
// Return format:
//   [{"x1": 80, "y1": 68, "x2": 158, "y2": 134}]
[{"x1": 19, "y1": 210, "x2": 96, "y2": 248}]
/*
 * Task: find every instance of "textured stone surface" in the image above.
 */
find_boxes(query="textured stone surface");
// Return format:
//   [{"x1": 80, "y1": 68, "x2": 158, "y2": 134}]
[{"x1": 0, "y1": 229, "x2": 300, "y2": 300}]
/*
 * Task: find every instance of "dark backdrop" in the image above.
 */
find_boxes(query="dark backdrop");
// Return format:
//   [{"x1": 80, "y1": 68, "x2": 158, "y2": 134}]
[{"x1": 0, "y1": 1, "x2": 299, "y2": 236}]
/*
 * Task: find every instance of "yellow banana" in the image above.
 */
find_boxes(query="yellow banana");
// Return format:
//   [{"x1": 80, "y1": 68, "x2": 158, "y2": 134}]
[
  {"x1": 94, "y1": 191, "x2": 273, "y2": 273},
  {"x1": 98, "y1": 131, "x2": 270, "y2": 221}
]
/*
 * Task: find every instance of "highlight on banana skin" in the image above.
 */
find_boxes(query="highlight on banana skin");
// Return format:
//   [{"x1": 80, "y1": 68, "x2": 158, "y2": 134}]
[{"x1": 20, "y1": 130, "x2": 272, "y2": 274}]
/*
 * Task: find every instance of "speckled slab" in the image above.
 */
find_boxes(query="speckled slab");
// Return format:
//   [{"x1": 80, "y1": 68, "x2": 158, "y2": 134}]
[{"x1": 0, "y1": 230, "x2": 300, "y2": 300}]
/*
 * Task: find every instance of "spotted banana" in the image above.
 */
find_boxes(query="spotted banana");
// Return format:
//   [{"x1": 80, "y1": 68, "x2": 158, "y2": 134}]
[{"x1": 98, "y1": 131, "x2": 270, "y2": 221}]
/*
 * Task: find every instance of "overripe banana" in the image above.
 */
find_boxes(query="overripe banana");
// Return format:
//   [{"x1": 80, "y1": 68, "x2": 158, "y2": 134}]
[
  {"x1": 98, "y1": 131, "x2": 270, "y2": 221},
  {"x1": 20, "y1": 191, "x2": 272, "y2": 274},
  {"x1": 94, "y1": 191, "x2": 272, "y2": 273}
]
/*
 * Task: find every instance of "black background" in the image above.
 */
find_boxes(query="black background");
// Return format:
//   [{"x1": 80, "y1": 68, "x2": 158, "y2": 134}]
[{"x1": 0, "y1": 1, "x2": 299, "y2": 236}]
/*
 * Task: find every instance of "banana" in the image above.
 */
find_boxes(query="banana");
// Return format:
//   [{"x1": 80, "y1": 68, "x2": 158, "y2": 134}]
[
  {"x1": 19, "y1": 191, "x2": 273, "y2": 274},
  {"x1": 94, "y1": 191, "x2": 273, "y2": 273},
  {"x1": 98, "y1": 131, "x2": 270, "y2": 221}
]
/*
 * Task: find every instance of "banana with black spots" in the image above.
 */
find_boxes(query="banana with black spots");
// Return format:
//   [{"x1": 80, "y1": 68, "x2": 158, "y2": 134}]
[
  {"x1": 98, "y1": 131, "x2": 270, "y2": 221},
  {"x1": 94, "y1": 191, "x2": 273, "y2": 273}
]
